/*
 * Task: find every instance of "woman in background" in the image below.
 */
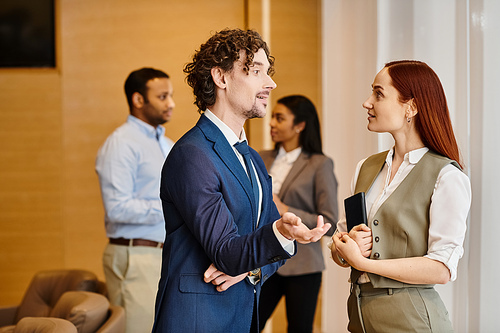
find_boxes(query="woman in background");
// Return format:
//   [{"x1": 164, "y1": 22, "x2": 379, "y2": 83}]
[
  {"x1": 330, "y1": 60, "x2": 471, "y2": 332},
  {"x1": 259, "y1": 95, "x2": 338, "y2": 333}
]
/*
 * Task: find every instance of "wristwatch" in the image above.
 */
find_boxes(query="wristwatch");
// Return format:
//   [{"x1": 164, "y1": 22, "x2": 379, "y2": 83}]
[{"x1": 248, "y1": 268, "x2": 261, "y2": 282}]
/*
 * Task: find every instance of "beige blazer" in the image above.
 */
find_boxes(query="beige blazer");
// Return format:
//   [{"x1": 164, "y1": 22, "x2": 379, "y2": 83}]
[{"x1": 260, "y1": 150, "x2": 338, "y2": 276}]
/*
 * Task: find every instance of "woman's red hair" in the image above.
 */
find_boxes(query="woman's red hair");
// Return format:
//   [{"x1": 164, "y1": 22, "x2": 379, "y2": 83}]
[{"x1": 385, "y1": 60, "x2": 463, "y2": 168}]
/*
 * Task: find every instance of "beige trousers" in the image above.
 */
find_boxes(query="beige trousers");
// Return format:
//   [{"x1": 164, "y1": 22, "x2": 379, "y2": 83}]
[
  {"x1": 103, "y1": 243, "x2": 162, "y2": 333},
  {"x1": 347, "y1": 283, "x2": 454, "y2": 333}
]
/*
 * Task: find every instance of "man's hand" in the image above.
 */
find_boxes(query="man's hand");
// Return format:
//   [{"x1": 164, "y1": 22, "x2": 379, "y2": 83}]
[
  {"x1": 203, "y1": 264, "x2": 248, "y2": 292},
  {"x1": 276, "y1": 212, "x2": 331, "y2": 244}
]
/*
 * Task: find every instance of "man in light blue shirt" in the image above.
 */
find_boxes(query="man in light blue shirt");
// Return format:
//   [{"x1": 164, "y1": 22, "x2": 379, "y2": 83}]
[{"x1": 96, "y1": 67, "x2": 175, "y2": 333}]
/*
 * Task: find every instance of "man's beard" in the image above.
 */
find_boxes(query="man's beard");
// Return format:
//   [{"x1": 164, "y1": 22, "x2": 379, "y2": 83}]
[{"x1": 242, "y1": 103, "x2": 265, "y2": 119}]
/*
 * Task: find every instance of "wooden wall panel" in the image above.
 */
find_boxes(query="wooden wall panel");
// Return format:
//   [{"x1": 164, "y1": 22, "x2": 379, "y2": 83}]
[
  {"x1": 0, "y1": 70, "x2": 63, "y2": 303},
  {"x1": 248, "y1": 0, "x2": 322, "y2": 152},
  {"x1": 270, "y1": 0, "x2": 322, "y2": 106}
]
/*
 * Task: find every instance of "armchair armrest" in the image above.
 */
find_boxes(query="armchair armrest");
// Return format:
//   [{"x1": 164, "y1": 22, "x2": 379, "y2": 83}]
[
  {"x1": 96, "y1": 305, "x2": 125, "y2": 333},
  {"x1": 0, "y1": 306, "x2": 19, "y2": 327}
]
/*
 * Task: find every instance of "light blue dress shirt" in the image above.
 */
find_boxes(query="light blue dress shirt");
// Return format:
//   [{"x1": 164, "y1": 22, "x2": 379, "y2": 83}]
[{"x1": 96, "y1": 115, "x2": 173, "y2": 242}]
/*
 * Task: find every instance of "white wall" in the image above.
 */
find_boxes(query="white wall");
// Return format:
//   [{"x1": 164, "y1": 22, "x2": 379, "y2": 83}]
[
  {"x1": 321, "y1": 1, "x2": 378, "y2": 332},
  {"x1": 321, "y1": 0, "x2": 499, "y2": 332},
  {"x1": 468, "y1": 1, "x2": 500, "y2": 331}
]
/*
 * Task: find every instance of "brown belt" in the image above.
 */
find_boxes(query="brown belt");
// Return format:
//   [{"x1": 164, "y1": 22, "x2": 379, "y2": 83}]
[{"x1": 109, "y1": 238, "x2": 163, "y2": 248}]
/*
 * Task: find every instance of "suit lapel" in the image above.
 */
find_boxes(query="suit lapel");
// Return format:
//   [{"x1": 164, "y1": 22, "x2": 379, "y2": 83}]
[
  {"x1": 196, "y1": 115, "x2": 258, "y2": 221},
  {"x1": 279, "y1": 152, "x2": 309, "y2": 199},
  {"x1": 261, "y1": 150, "x2": 278, "y2": 170}
]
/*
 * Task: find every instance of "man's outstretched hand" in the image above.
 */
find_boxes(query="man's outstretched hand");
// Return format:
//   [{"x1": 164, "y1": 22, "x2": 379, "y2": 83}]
[{"x1": 276, "y1": 212, "x2": 331, "y2": 244}]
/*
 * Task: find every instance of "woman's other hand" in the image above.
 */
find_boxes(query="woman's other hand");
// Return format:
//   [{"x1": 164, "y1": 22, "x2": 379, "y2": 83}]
[{"x1": 349, "y1": 224, "x2": 372, "y2": 258}]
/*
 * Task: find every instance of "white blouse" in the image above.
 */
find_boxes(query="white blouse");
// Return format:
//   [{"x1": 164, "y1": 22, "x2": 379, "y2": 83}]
[
  {"x1": 335, "y1": 147, "x2": 471, "y2": 282},
  {"x1": 269, "y1": 146, "x2": 302, "y2": 195}
]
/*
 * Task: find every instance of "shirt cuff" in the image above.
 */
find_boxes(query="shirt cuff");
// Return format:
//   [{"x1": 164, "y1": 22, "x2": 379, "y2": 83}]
[
  {"x1": 424, "y1": 245, "x2": 464, "y2": 281},
  {"x1": 272, "y1": 221, "x2": 295, "y2": 255}
]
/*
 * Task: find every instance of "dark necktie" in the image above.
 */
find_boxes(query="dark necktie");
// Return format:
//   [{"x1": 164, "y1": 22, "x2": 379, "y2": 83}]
[{"x1": 234, "y1": 140, "x2": 260, "y2": 220}]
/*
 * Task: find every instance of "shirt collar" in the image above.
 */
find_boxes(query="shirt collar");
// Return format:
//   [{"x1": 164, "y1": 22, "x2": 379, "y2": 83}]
[
  {"x1": 276, "y1": 145, "x2": 302, "y2": 164},
  {"x1": 127, "y1": 115, "x2": 165, "y2": 139},
  {"x1": 386, "y1": 146, "x2": 429, "y2": 166},
  {"x1": 204, "y1": 109, "x2": 246, "y2": 146}
]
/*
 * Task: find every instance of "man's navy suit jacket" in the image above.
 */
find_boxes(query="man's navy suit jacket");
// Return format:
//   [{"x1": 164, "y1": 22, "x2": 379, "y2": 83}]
[{"x1": 153, "y1": 114, "x2": 293, "y2": 332}]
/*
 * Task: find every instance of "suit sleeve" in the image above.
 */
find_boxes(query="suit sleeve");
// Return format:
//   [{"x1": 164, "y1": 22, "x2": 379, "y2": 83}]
[{"x1": 162, "y1": 142, "x2": 290, "y2": 277}]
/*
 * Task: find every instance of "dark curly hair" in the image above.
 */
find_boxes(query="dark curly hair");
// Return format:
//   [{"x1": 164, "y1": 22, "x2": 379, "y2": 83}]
[{"x1": 184, "y1": 28, "x2": 275, "y2": 113}]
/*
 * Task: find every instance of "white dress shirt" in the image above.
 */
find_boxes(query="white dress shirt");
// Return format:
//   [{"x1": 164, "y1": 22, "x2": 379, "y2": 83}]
[{"x1": 334, "y1": 147, "x2": 471, "y2": 282}]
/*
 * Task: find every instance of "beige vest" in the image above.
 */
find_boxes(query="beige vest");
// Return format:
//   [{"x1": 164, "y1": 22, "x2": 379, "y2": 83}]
[{"x1": 351, "y1": 150, "x2": 460, "y2": 288}]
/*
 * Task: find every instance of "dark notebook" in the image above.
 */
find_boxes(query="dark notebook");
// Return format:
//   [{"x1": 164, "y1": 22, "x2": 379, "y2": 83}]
[{"x1": 344, "y1": 192, "x2": 368, "y2": 232}]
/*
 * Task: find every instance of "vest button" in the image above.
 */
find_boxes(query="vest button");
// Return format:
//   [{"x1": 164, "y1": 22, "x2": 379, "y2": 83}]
[
  {"x1": 373, "y1": 252, "x2": 380, "y2": 259},
  {"x1": 375, "y1": 236, "x2": 380, "y2": 242},
  {"x1": 373, "y1": 220, "x2": 379, "y2": 226}
]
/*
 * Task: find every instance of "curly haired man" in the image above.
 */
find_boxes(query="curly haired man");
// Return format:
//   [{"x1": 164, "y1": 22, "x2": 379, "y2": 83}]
[{"x1": 152, "y1": 28, "x2": 330, "y2": 333}]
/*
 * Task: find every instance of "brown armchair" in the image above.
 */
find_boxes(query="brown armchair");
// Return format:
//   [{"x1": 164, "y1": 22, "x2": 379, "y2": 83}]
[
  {"x1": 1, "y1": 291, "x2": 125, "y2": 333},
  {"x1": 0, "y1": 270, "x2": 125, "y2": 333},
  {"x1": 52, "y1": 291, "x2": 125, "y2": 333},
  {"x1": 0, "y1": 269, "x2": 99, "y2": 328},
  {"x1": 9, "y1": 317, "x2": 78, "y2": 333}
]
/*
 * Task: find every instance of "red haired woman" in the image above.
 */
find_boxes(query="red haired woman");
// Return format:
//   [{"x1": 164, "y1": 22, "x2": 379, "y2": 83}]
[{"x1": 330, "y1": 60, "x2": 471, "y2": 333}]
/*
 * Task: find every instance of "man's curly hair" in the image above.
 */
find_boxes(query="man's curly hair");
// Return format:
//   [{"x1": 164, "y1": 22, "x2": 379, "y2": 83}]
[{"x1": 184, "y1": 28, "x2": 275, "y2": 113}]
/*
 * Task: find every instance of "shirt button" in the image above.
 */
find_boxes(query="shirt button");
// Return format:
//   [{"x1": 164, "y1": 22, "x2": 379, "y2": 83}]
[
  {"x1": 373, "y1": 220, "x2": 379, "y2": 226},
  {"x1": 375, "y1": 236, "x2": 380, "y2": 242},
  {"x1": 373, "y1": 252, "x2": 380, "y2": 259}
]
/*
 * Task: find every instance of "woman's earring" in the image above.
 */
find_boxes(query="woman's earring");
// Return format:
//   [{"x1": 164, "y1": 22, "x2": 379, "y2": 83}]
[
  {"x1": 296, "y1": 129, "x2": 300, "y2": 133},
  {"x1": 407, "y1": 117, "x2": 411, "y2": 123}
]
